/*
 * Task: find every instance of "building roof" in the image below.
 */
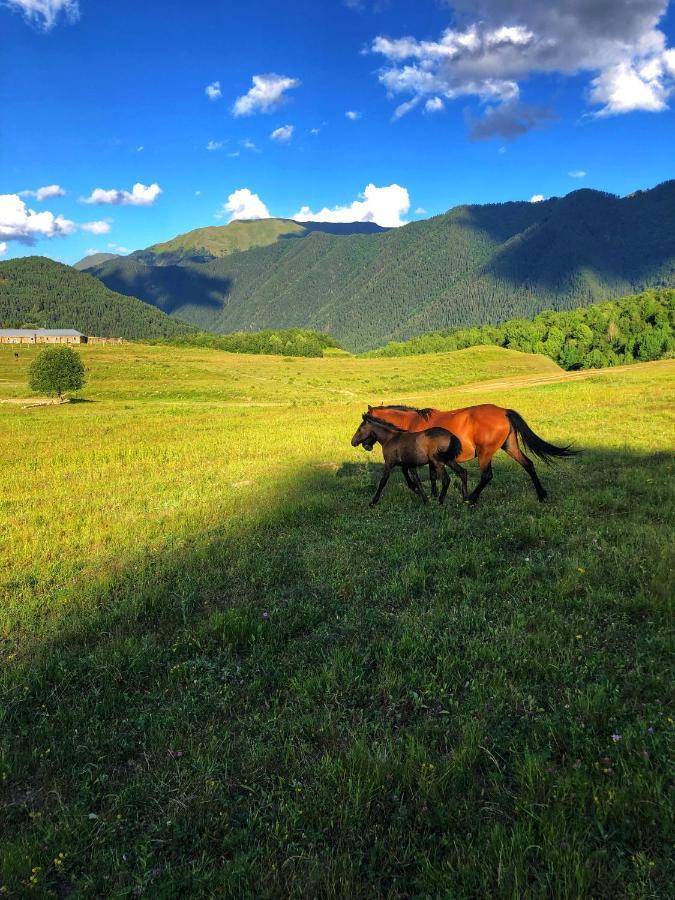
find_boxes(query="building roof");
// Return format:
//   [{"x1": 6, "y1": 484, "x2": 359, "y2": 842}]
[{"x1": 0, "y1": 328, "x2": 84, "y2": 336}]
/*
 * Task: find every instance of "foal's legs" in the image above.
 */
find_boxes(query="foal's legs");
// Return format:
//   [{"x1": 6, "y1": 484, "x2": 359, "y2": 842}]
[
  {"x1": 410, "y1": 467, "x2": 429, "y2": 504},
  {"x1": 502, "y1": 431, "x2": 547, "y2": 502},
  {"x1": 467, "y1": 449, "x2": 494, "y2": 505},
  {"x1": 402, "y1": 466, "x2": 424, "y2": 500},
  {"x1": 370, "y1": 462, "x2": 393, "y2": 507}
]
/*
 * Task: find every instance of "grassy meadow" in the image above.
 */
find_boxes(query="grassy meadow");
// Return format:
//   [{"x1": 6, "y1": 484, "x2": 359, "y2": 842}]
[{"x1": 1, "y1": 342, "x2": 673, "y2": 898}]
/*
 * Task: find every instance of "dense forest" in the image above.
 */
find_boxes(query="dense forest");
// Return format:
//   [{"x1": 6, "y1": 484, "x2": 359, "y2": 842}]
[
  {"x1": 87, "y1": 181, "x2": 675, "y2": 351},
  {"x1": 365, "y1": 289, "x2": 675, "y2": 369},
  {"x1": 0, "y1": 257, "x2": 194, "y2": 340},
  {"x1": 161, "y1": 328, "x2": 340, "y2": 357}
]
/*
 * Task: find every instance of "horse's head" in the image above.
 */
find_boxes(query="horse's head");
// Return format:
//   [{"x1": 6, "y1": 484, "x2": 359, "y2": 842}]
[{"x1": 351, "y1": 414, "x2": 377, "y2": 451}]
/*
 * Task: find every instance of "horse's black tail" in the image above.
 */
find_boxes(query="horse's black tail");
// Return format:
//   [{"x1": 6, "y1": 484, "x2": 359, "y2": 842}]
[
  {"x1": 436, "y1": 433, "x2": 462, "y2": 464},
  {"x1": 506, "y1": 410, "x2": 579, "y2": 465}
]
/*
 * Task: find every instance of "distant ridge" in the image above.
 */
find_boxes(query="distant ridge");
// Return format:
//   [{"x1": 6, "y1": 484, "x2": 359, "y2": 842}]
[
  {"x1": 131, "y1": 218, "x2": 389, "y2": 266},
  {"x1": 74, "y1": 252, "x2": 120, "y2": 271},
  {"x1": 86, "y1": 181, "x2": 675, "y2": 351}
]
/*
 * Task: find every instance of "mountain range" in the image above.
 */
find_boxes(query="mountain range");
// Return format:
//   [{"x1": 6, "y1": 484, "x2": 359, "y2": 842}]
[{"x1": 81, "y1": 181, "x2": 675, "y2": 351}]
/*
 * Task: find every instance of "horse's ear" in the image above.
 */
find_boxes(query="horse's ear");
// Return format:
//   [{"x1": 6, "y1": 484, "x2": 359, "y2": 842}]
[{"x1": 367, "y1": 404, "x2": 373, "y2": 412}]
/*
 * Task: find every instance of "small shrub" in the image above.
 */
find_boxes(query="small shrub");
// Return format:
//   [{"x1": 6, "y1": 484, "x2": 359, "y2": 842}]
[{"x1": 29, "y1": 345, "x2": 86, "y2": 399}]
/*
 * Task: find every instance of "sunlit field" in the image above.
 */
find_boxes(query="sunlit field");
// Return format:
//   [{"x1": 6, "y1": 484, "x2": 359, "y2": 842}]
[{"x1": 1, "y1": 343, "x2": 673, "y2": 898}]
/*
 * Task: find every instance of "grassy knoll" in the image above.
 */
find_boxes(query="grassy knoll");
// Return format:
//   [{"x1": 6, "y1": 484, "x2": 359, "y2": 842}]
[{"x1": 0, "y1": 343, "x2": 673, "y2": 898}]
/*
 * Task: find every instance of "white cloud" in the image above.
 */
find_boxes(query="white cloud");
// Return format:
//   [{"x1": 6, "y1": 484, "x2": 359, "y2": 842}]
[
  {"x1": 568, "y1": 170, "x2": 587, "y2": 178},
  {"x1": 270, "y1": 124, "x2": 294, "y2": 142},
  {"x1": 107, "y1": 242, "x2": 130, "y2": 254},
  {"x1": 228, "y1": 151, "x2": 241, "y2": 158},
  {"x1": 370, "y1": 2, "x2": 675, "y2": 135},
  {"x1": 205, "y1": 80, "x2": 222, "y2": 101},
  {"x1": 424, "y1": 96, "x2": 444, "y2": 113},
  {"x1": 81, "y1": 220, "x2": 111, "y2": 235},
  {"x1": 0, "y1": 193, "x2": 76, "y2": 244},
  {"x1": 221, "y1": 188, "x2": 270, "y2": 222},
  {"x1": 309, "y1": 127, "x2": 321, "y2": 135},
  {"x1": 233, "y1": 74, "x2": 300, "y2": 116},
  {"x1": 84, "y1": 248, "x2": 100, "y2": 256},
  {"x1": 0, "y1": 242, "x2": 7, "y2": 255},
  {"x1": 293, "y1": 183, "x2": 410, "y2": 228},
  {"x1": 345, "y1": 110, "x2": 361, "y2": 120},
  {"x1": 137, "y1": 145, "x2": 144, "y2": 152},
  {"x1": 242, "y1": 139, "x2": 258, "y2": 151},
  {"x1": 530, "y1": 194, "x2": 545, "y2": 203},
  {"x1": 81, "y1": 182, "x2": 162, "y2": 206},
  {"x1": 206, "y1": 140, "x2": 224, "y2": 151},
  {"x1": 20, "y1": 184, "x2": 66, "y2": 201},
  {"x1": 4, "y1": 0, "x2": 79, "y2": 30},
  {"x1": 415, "y1": 207, "x2": 427, "y2": 215}
]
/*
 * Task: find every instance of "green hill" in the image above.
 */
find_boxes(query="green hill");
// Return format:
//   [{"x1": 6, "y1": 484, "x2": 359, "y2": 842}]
[
  {"x1": 0, "y1": 257, "x2": 194, "y2": 340},
  {"x1": 88, "y1": 181, "x2": 675, "y2": 351},
  {"x1": 132, "y1": 218, "x2": 389, "y2": 266}
]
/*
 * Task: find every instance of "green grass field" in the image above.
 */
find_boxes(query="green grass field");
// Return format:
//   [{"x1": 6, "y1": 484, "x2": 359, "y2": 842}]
[{"x1": 1, "y1": 343, "x2": 673, "y2": 898}]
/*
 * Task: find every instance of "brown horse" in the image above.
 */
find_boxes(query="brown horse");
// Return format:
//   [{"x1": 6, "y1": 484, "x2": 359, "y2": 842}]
[
  {"x1": 351, "y1": 412, "x2": 462, "y2": 506},
  {"x1": 365, "y1": 403, "x2": 578, "y2": 504}
]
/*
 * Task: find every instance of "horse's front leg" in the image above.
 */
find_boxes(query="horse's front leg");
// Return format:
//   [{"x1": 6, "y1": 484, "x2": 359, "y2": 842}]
[
  {"x1": 446, "y1": 459, "x2": 469, "y2": 501},
  {"x1": 370, "y1": 464, "x2": 392, "y2": 507}
]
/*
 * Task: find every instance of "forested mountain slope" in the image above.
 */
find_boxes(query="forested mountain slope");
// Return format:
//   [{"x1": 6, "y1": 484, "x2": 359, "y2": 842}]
[
  {"x1": 0, "y1": 257, "x2": 194, "y2": 339},
  {"x1": 88, "y1": 181, "x2": 675, "y2": 351}
]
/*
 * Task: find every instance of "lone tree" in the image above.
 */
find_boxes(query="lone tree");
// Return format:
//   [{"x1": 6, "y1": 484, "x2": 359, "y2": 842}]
[{"x1": 29, "y1": 345, "x2": 86, "y2": 399}]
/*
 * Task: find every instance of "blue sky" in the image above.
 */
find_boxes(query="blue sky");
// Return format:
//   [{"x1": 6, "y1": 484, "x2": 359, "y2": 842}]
[{"x1": 1, "y1": 0, "x2": 674, "y2": 263}]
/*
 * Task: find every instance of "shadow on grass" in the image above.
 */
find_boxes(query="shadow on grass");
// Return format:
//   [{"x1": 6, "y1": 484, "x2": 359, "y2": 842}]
[{"x1": 1, "y1": 449, "x2": 673, "y2": 897}]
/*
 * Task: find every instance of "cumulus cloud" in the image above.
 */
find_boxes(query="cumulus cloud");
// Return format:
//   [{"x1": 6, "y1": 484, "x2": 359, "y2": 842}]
[
  {"x1": 233, "y1": 74, "x2": 300, "y2": 116},
  {"x1": 530, "y1": 194, "x2": 545, "y2": 203},
  {"x1": 81, "y1": 182, "x2": 162, "y2": 206},
  {"x1": 107, "y1": 242, "x2": 130, "y2": 254},
  {"x1": 206, "y1": 140, "x2": 224, "y2": 151},
  {"x1": 568, "y1": 170, "x2": 587, "y2": 178},
  {"x1": 270, "y1": 124, "x2": 294, "y2": 142},
  {"x1": 345, "y1": 110, "x2": 362, "y2": 120},
  {"x1": 4, "y1": 0, "x2": 79, "y2": 30},
  {"x1": 424, "y1": 97, "x2": 444, "y2": 113},
  {"x1": 20, "y1": 184, "x2": 66, "y2": 201},
  {"x1": 0, "y1": 193, "x2": 76, "y2": 245},
  {"x1": 293, "y1": 183, "x2": 410, "y2": 228},
  {"x1": 205, "y1": 81, "x2": 222, "y2": 100},
  {"x1": 371, "y1": 1, "x2": 675, "y2": 135},
  {"x1": 0, "y1": 242, "x2": 7, "y2": 256},
  {"x1": 415, "y1": 207, "x2": 427, "y2": 215},
  {"x1": 81, "y1": 220, "x2": 111, "y2": 235},
  {"x1": 221, "y1": 188, "x2": 270, "y2": 222}
]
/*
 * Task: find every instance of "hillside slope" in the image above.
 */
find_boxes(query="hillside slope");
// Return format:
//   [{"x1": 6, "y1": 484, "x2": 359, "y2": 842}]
[
  {"x1": 74, "y1": 252, "x2": 119, "y2": 271},
  {"x1": 0, "y1": 257, "x2": 194, "y2": 340},
  {"x1": 88, "y1": 181, "x2": 675, "y2": 351}
]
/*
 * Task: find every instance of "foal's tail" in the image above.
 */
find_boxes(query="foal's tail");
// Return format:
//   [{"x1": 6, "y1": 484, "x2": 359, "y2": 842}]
[
  {"x1": 436, "y1": 433, "x2": 462, "y2": 464},
  {"x1": 506, "y1": 410, "x2": 579, "y2": 465}
]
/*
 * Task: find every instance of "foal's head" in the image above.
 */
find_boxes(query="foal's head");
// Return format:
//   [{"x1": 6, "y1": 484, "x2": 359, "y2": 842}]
[
  {"x1": 351, "y1": 415, "x2": 378, "y2": 451},
  {"x1": 351, "y1": 412, "x2": 404, "y2": 450}
]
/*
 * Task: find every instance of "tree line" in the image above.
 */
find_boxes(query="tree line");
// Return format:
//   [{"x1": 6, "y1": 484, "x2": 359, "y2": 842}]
[
  {"x1": 364, "y1": 289, "x2": 674, "y2": 369},
  {"x1": 160, "y1": 328, "x2": 340, "y2": 358}
]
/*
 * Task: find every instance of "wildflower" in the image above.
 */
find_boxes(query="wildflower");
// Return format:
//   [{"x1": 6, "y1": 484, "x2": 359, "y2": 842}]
[
  {"x1": 577, "y1": 567, "x2": 585, "y2": 573},
  {"x1": 647, "y1": 726, "x2": 654, "y2": 734},
  {"x1": 611, "y1": 734, "x2": 622, "y2": 742},
  {"x1": 575, "y1": 634, "x2": 583, "y2": 640},
  {"x1": 262, "y1": 611, "x2": 269, "y2": 619}
]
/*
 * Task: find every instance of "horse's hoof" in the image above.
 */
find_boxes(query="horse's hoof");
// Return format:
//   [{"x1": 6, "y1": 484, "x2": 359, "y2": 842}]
[{"x1": 538, "y1": 494, "x2": 547, "y2": 503}]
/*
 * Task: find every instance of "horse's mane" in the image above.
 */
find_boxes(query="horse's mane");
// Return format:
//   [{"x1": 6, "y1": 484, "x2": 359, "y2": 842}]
[
  {"x1": 362, "y1": 411, "x2": 406, "y2": 432},
  {"x1": 373, "y1": 404, "x2": 435, "y2": 420}
]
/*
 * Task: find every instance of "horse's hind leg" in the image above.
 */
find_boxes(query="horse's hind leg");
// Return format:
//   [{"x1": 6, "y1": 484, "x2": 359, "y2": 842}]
[
  {"x1": 434, "y1": 461, "x2": 450, "y2": 504},
  {"x1": 467, "y1": 450, "x2": 494, "y2": 505},
  {"x1": 445, "y1": 459, "x2": 469, "y2": 501},
  {"x1": 428, "y1": 462, "x2": 438, "y2": 498},
  {"x1": 502, "y1": 431, "x2": 547, "y2": 502}
]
